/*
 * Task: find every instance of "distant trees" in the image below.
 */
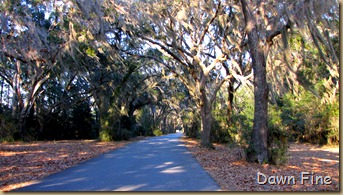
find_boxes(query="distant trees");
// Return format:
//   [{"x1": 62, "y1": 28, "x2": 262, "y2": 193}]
[
  {"x1": 0, "y1": 0, "x2": 179, "y2": 141},
  {"x1": 0, "y1": 1, "x2": 63, "y2": 139}
]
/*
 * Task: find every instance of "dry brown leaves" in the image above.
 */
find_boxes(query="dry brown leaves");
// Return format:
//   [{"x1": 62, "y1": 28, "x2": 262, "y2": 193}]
[
  {"x1": 0, "y1": 139, "x2": 142, "y2": 192},
  {"x1": 1, "y1": 136, "x2": 339, "y2": 192},
  {"x1": 182, "y1": 137, "x2": 339, "y2": 191}
]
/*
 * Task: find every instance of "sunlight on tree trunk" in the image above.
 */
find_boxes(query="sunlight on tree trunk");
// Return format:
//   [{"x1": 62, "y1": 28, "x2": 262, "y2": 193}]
[
  {"x1": 240, "y1": 0, "x2": 269, "y2": 163},
  {"x1": 199, "y1": 89, "x2": 213, "y2": 148}
]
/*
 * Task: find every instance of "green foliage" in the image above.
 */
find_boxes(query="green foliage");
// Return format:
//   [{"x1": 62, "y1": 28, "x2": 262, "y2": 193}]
[
  {"x1": 268, "y1": 105, "x2": 289, "y2": 165},
  {"x1": 135, "y1": 107, "x2": 155, "y2": 136},
  {"x1": 85, "y1": 47, "x2": 97, "y2": 57},
  {"x1": 47, "y1": 32, "x2": 64, "y2": 44},
  {"x1": 181, "y1": 110, "x2": 200, "y2": 139},
  {"x1": 35, "y1": 99, "x2": 98, "y2": 141},
  {"x1": 0, "y1": 107, "x2": 18, "y2": 143},
  {"x1": 228, "y1": 87, "x2": 254, "y2": 147},
  {"x1": 99, "y1": 110, "x2": 131, "y2": 141},
  {"x1": 32, "y1": 0, "x2": 43, "y2": 5},
  {"x1": 211, "y1": 119, "x2": 230, "y2": 143},
  {"x1": 0, "y1": 136, "x2": 15, "y2": 143},
  {"x1": 98, "y1": 105, "x2": 134, "y2": 141},
  {"x1": 71, "y1": 101, "x2": 96, "y2": 139},
  {"x1": 279, "y1": 93, "x2": 305, "y2": 141},
  {"x1": 279, "y1": 91, "x2": 339, "y2": 145},
  {"x1": 153, "y1": 129, "x2": 163, "y2": 136},
  {"x1": 304, "y1": 100, "x2": 339, "y2": 145},
  {"x1": 211, "y1": 100, "x2": 231, "y2": 143},
  {"x1": 99, "y1": 129, "x2": 113, "y2": 142},
  {"x1": 115, "y1": 128, "x2": 133, "y2": 141}
]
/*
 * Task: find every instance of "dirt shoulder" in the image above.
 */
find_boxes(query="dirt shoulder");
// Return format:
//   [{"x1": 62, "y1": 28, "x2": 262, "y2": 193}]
[
  {"x1": 0, "y1": 138, "x2": 145, "y2": 192},
  {"x1": 182, "y1": 137, "x2": 339, "y2": 191}
]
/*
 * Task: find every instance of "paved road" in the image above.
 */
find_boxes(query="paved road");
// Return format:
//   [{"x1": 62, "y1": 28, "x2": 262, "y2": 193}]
[{"x1": 16, "y1": 133, "x2": 221, "y2": 191}]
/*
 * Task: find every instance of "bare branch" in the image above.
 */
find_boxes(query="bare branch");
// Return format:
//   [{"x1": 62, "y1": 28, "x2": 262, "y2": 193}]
[
  {"x1": 139, "y1": 36, "x2": 188, "y2": 67},
  {"x1": 198, "y1": 2, "x2": 221, "y2": 46},
  {"x1": 210, "y1": 74, "x2": 232, "y2": 104}
]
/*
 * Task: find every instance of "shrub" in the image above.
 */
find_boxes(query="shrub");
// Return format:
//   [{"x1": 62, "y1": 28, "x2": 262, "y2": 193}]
[
  {"x1": 99, "y1": 130, "x2": 112, "y2": 142},
  {"x1": 280, "y1": 93, "x2": 306, "y2": 142},
  {"x1": 153, "y1": 129, "x2": 163, "y2": 136},
  {"x1": 211, "y1": 103, "x2": 231, "y2": 143},
  {"x1": 305, "y1": 101, "x2": 339, "y2": 145},
  {"x1": 0, "y1": 107, "x2": 18, "y2": 143},
  {"x1": 181, "y1": 111, "x2": 200, "y2": 139},
  {"x1": 280, "y1": 91, "x2": 339, "y2": 145},
  {"x1": 228, "y1": 87, "x2": 254, "y2": 147},
  {"x1": 135, "y1": 107, "x2": 155, "y2": 136},
  {"x1": 229, "y1": 114, "x2": 252, "y2": 147},
  {"x1": 268, "y1": 105, "x2": 289, "y2": 165},
  {"x1": 115, "y1": 128, "x2": 133, "y2": 140}
]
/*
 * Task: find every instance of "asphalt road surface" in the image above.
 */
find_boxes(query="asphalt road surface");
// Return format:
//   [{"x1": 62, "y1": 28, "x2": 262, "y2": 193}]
[{"x1": 16, "y1": 132, "x2": 221, "y2": 191}]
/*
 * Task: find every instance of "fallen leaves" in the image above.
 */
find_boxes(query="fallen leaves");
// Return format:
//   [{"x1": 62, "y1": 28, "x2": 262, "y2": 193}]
[
  {"x1": 182, "y1": 137, "x2": 339, "y2": 191},
  {"x1": 0, "y1": 139, "x2": 138, "y2": 192},
  {"x1": 1, "y1": 136, "x2": 339, "y2": 192}
]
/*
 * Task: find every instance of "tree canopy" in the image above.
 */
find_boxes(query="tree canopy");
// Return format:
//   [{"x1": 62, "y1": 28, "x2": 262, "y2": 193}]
[{"x1": 0, "y1": 0, "x2": 339, "y2": 164}]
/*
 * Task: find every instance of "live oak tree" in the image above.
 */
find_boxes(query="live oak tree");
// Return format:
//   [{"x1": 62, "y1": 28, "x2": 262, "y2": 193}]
[
  {"x1": 0, "y1": 0, "x2": 112, "y2": 138},
  {"x1": 117, "y1": 0, "x2": 248, "y2": 147},
  {"x1": 0, "y1": 1, "x2": 66, "y2": 137},
  {"x1": 239, "y1": 0, "x2": 339, "y2": 163},
  {"x1": 239, "y1": 0, "x2": 271, "y2": 163},
  {"x1": 0, "y1": 0, "x2": 116, "y2": 138}
]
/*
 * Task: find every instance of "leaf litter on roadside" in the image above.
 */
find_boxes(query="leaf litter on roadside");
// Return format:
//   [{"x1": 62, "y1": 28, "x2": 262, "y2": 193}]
[
  {"x1": 182, "y1": 137, "x2": 339, "y2": 191},
  {"x1": 0, "y1": 139, "x2": 134, "y2": 191}
]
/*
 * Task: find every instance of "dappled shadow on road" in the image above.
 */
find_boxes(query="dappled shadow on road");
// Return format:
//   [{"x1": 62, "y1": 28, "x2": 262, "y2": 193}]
[{"x1": 14, "y1": 133, "x2": 220, "y2": 191}]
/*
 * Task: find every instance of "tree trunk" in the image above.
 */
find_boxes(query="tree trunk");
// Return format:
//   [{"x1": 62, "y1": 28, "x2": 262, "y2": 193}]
[
  {"x1": 162, "y1": 115, "x2": 167, "y2": 133},
  {"x1": 199, "y1": 88, "x2": 213, "y2": 148},
  {"x1": 18, "y1": 106, "x2": 31, "y2": 140},
  {"x1": 0, "y1": 78, "x2": 3, "y2": 105},
  {"x1": 12, "y1": 61, "x2": 22, "y2": 118},
  {"x1": 18, "y1": 106, "x2": 31, "y2": 138},
  {"x1": 241, "y1": 0, "x2": 269, "y2": 164},
  {"x1": 247, "y1": 46, "x2": 269, "y2": 163},
  {"x1": 227, "y1": 77, "x2": 235, "y2": 124}
]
